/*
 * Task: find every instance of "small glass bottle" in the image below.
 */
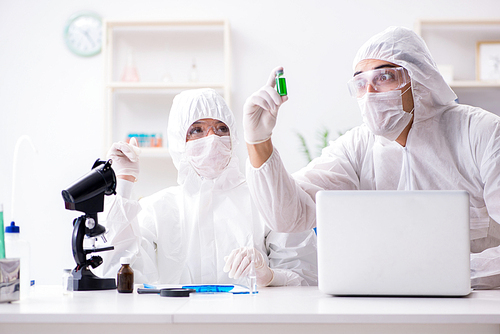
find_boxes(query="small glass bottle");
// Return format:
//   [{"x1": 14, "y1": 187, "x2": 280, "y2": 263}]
[
  {"x1": 117, "y1": 257, "x2": 134, "y2": 293},
  {"x1": 121, "y1": 50, "x2": 140, "y2": 82},
  {"x1": 275, "y1": 69, "x2": 287, "y2": 96},
  {"x1": 62, "y1": 269, "x2": 74, "y2": 295},
  {"x1": 162, "y1": 71, "x2": 173, "y2": 83},
  {"x1": 156, "y1": 133, "x2": 163, "y2": 148},
  {"x1": 162, "y1": 47, "x2": 173, "y2": 82},
  {"x1": 189, "y1": 58, "x2": 199, "y2": 83}
]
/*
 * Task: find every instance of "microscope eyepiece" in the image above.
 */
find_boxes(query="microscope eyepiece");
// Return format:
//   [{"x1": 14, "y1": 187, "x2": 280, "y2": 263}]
[{"x1": 62, "y1": 159, "x2": 117, "y2": 213}]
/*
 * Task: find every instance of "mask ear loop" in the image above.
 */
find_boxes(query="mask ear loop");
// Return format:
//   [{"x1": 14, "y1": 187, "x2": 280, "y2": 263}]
[
  {"x1": 400, "y1": 82, "x2": 415, "y2": 115},
  {"x1": 400, "y1": 85, "x2": 412, "y2": 97},
  {"x1": 224, "y1": 134, "x2": 234, "y2": 169}
]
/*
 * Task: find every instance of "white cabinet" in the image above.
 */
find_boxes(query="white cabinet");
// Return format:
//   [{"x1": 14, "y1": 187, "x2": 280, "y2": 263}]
[
  {"x1": 103, "y1": 19, "x2": 231, "y2": 156},
  {"x1": 415, "y1": 20, "x2": 500, "y2": 116},
  {"x1": 103, "y1": 20, "x2": 231, "y2": 195}
]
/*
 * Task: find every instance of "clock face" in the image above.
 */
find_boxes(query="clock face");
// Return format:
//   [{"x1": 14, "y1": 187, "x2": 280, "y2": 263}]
[{"x1": 64, "y1": 12, "x2": 102, "y2": 57}]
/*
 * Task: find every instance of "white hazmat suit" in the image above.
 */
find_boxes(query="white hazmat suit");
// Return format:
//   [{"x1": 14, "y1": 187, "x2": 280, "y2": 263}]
[
  {"x1": 100, "y1": 88, "x2": 318, "y2": 286},
  {"x1": 245, "y1": 27, "x2": 500, "y2": 289}
]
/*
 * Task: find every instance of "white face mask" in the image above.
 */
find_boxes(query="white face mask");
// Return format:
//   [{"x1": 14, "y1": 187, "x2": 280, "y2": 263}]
[
  {"x1": 185, "y1": 135, "x2": 232, "y2": 179},
  {"x1": 357, "y1": 88, "x2": 414, "y2": 141}
]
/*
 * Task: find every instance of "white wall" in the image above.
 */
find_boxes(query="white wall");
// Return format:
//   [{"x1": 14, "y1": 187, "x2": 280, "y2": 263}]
[{"x1": 1, "y1": 0, "x2": 499, "y2": 285}]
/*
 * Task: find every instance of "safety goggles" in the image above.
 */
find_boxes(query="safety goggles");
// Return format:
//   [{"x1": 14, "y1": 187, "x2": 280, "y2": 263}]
[
  {"x1": 347, "y1": 67, "x2": 411, "y2": 98},
  {"x1": 186, "y1": 120, "x2": 230, "y2": 141}
]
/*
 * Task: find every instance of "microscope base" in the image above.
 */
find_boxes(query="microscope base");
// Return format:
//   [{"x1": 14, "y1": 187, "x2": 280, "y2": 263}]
[{"x1": 72, "y1": 268, "x2": 116, "y2": 291}]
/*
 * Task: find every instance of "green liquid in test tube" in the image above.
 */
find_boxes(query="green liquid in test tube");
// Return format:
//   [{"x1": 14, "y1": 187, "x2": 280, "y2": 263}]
[{"x1": 275, "y1": 69, "x2": 287, "y2": 96}]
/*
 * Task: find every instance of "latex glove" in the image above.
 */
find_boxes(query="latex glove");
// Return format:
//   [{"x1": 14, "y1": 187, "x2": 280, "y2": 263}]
[
  {"x1": 223, "y1": 247, "x2": 274, "y2": 286},
  {"x1": 106, "y1": 137, "x2": 141, "y2": 181},
  {"x1": 243, "y1": 66, "x2": 289, "y2": 144}
]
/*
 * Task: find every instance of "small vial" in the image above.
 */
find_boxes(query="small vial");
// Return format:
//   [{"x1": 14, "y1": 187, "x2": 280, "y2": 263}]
[
  {"x1": 247, "y1": 248, "x2": 258, "y2": 295},
  {"x1": 150, "y1": 133, "x2": 156, "y2": 147},
  {"x1": 62, "y1": 269, "x2": 74, "y2": 295},
  {"x1": 156, "y1": 133, "x2": 163, "y2": 147},
  {"x1": 121, "y1": 50, "x2": 140, "y2": 82},
  {"x1": 117, "y1": 257, "x2": 134, "y2": 293},
  {"x1": 275, "y1": 69, "x2": 287, "y2": 96},
  {"x1": 189, "y1": 58, "x2": 199, "y2": 82}
]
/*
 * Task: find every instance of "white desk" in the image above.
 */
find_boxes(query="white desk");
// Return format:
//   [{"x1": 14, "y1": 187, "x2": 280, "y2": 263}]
[{"x1": 1, "y1": 285, "x2": 500, "y2": 334}]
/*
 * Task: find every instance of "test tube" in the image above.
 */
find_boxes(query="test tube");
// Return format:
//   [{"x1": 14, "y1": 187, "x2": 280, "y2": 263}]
[
  {"x1": 249, "y1": 249, "x2": 258, "y2": 295},
  {"x1": 275, "y1": 69, "x2": 287, "y2": 96},
  {"x1": 156, "y1": 133, "x2": 163, "y2": 147}
]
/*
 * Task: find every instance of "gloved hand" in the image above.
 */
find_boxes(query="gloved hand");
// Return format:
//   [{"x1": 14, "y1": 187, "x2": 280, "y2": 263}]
[
  {"x1": 106, "y1": 137, "x2": 141, "y2": 181},
  {"x1": 243, "y1": 66, "x2": 288, "y2": 144},
  {"x1": 223, "y1": 247, "x2": 274, "y2": 286}
]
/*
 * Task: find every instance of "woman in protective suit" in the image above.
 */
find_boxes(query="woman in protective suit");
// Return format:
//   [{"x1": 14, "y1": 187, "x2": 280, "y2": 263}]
[
  {"x1": 243, "y1": 26, "x2": 500, "y2": 289},
  {"x1": 100, "y1": 88, "x2": 317, "y2": 287}
]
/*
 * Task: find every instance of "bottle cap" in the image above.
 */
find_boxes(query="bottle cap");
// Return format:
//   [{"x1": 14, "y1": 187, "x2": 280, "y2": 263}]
[
  {"x1": 5, "y1": 221, "x2": 19, "y2": 233},
  {"x1": 0, "y1": 203, "x2": 3, "y2": 211},
  {"x1": 276, "y1": 69, "x2": 284, "y2": 75},
  {"x1": 120, "y1": 257, "x2": 131, "y2": 265}
]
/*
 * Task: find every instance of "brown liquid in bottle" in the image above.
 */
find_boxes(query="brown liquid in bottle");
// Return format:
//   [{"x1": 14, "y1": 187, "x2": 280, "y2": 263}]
[{"x1": 117, "y1": 260, "x2": 134, "y2": 293}]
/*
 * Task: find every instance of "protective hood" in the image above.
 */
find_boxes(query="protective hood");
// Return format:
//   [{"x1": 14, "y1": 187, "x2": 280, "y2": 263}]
[
  {"x1": 167, "y1": 88, "x2": 243, "y2": 188},
  {"x1": 353, "y1": 26, "x2": 457, "y2": 123}
]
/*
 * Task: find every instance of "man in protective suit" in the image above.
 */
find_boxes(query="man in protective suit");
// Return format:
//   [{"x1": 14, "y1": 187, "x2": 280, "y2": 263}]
[{"x1": 243, "y1": 26, "x2": 500, "y2": 289}]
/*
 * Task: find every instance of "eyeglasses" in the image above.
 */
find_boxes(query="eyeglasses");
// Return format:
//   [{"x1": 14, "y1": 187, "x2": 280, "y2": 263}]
[
  {"x1": 186, "y1": 120, "x2": 230, "y2": 141},
  {"x1": 347, "y1": 67, "x2": 411, "y2": 98}
]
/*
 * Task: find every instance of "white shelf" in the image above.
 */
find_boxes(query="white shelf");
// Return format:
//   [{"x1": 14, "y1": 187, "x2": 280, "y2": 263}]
[
  {"x1": 449, "y1": 80, "x2": 500, "y2": 88},
  {"x1": 139, "y1": 147, "x2": 170, "y2": 158},
  {"x1": 105, "y1": 19, "x2": 227, "y2": 27},
  {"x1": 108, "y1": 82, "x2": 226, "y2": 90},
  {"x1": 415, "y1": 19, "x2": 500, "y2": 81},
  {"x1": 416, "y1": 19, "x2": 500, "y2": 116},
  {"x1": 103, "y1": 19, "x2": 231, "y2": 151},
  {"x1": 415, "y1": 19, "x2": 500, "y2": 28}
]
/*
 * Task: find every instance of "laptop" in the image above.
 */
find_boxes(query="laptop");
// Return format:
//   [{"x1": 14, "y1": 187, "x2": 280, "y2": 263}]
[{"x1": 316, "y1": 190, "x2": 471, "y2": 296}]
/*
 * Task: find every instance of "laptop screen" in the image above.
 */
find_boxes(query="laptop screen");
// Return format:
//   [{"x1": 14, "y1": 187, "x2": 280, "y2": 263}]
[{"x1": 316, "y1": 190, "x2": 470, "y2": 296}]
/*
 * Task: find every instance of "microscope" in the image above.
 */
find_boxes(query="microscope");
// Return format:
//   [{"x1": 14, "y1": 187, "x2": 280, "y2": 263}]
[{"x1": 62, "y1": 159, "x2": 117, "y2": 291}]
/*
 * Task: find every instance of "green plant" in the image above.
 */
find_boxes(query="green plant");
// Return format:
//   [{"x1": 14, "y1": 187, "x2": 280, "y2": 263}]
[
  {"x1": 297, "y1": 127, "x2": 344, "y2": 163},
  {"x1": 296, "y1": 132, "x2": 313, "y2": 163}
]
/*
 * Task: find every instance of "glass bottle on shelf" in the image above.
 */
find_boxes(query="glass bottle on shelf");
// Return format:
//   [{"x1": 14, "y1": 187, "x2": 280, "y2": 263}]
[
  {"x1": 162, "y1": 48, "x2": 173, "y2": 82},
  {"x1": 189, "y1": 58, "x2": 199, "y2": 83},
  {"x1": 121, "y1": 50, "x2": 140, "y2": 82},
  {"x1": 155, "y1": 133, "x2": 163, "y2": 147},
  {"x1": 162, "y1": 72, "x2": 172, "y2": 83}
]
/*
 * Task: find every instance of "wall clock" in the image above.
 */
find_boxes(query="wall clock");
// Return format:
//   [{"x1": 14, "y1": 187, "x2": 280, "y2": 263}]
[{"x1": 64, "y1": 11, "x2": 102, "y2": 57}]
